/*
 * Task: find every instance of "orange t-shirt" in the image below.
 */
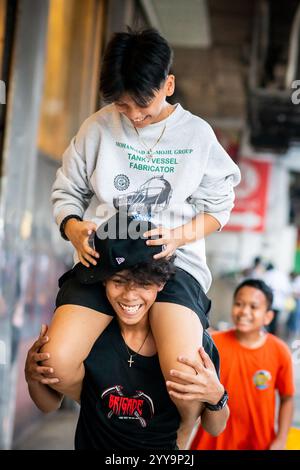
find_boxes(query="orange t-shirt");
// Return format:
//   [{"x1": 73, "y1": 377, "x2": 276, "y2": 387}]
[{"x1": 191, "y1": 329, "x2": 294, "y2": 450}]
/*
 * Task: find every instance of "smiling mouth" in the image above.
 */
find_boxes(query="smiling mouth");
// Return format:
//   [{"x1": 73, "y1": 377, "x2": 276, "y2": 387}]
[
  {"x1": 236, "y1": 319, "x2": 252, "y2": 325},
  {"x1": 118, "y1": 303, "x2": 143, "y2": 314},
  {"x1": 132, "y1": 116, "x2": 149, "y2": 123}
]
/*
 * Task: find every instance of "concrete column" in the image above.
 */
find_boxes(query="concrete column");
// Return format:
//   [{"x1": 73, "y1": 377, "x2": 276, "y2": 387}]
[{"x1": 0, "y1": 0, "x2": 49, "y2": 449}]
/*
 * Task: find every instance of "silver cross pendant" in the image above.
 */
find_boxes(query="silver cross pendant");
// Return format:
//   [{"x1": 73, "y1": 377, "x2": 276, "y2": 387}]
[{"x1": 128, "y1": 356, "x2": 134, "y2": 367}]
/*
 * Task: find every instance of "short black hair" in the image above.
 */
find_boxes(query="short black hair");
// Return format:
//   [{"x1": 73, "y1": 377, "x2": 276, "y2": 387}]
[
  {"x1": 100, "y1": 28, "x2": 173, "y2": 106},
  {"x1": 103, "y1": 255, "x2": 176, "y2": 286},
  {"x1": 233, "y1": 279, "x2": 273, "y2": 310}
]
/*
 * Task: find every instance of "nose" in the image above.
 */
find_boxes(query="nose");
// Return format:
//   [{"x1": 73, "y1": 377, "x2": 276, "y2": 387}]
[
  {"x1": 126, "y1": 106, "x2": 143, "y2": 121},
  {"x1": 239, "y1": 305, "x2": 251, "y2": 316},
  {"x1": 122, "y1": 284, "x2": 139, "y2": 301}
]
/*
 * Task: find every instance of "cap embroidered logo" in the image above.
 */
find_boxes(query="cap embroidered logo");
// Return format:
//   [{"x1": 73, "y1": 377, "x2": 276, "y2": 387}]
[{"x1": 116, "y1": 257, "x2": 125, "y2": 265}]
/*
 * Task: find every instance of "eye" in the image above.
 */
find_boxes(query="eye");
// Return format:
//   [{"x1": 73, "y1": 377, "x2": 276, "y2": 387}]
[
  {"x1": 113, "y1": 278, "x2": 125, "y2": 285},
  {"x1": 140, "y1": 283, "x2": 153, "y2": 290}
]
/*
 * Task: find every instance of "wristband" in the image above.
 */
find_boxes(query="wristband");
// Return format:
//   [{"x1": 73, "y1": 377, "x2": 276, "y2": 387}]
[
  {"x1": 59, "y1": 214, "x2": 82, "y2": 241},
  {"x1": 205, "y1": 389, "x2": 228, "y2": 411}
]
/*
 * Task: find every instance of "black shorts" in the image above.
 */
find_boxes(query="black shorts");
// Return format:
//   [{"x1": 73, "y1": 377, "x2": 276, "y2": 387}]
[{"x1": 56, "y1": 266, "x2": 211, "y2": 330}]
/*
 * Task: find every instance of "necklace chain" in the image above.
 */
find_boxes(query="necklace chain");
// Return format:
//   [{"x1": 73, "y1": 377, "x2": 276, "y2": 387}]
[
  {"x1": 133, "y1": 106, "x2": 173, "y2": 159},
  {"x1": 134, "y1": 123, "x2": 167, "y2": 159},
  {"x1": 123, "y1": 329, "x2": 150, "y2": 367}
]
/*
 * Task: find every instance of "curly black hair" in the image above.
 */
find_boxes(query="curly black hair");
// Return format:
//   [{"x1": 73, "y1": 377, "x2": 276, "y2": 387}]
[{"x1": 103, "y1": 255, "x2": 176, "y2": 286}]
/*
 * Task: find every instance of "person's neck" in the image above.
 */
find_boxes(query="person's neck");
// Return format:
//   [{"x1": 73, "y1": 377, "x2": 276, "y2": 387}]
[
  {"x1": 234, "y1": 328, "x2": 267, "y2": 349},
  {"x1": 118, "y1": 313, "x2": 155, "y2": 356},
  {"x1": 151, "y1": 102, "x2": 175, "y2": 124},
  {"x1": 118, "y1": 315, "x2": 150, "y2": 338}
]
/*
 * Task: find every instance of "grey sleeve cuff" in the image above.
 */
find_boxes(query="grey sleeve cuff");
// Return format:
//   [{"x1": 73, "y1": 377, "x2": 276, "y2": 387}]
[{"x1": 59, "y1": 214, "x2": 83, "y2": 240}]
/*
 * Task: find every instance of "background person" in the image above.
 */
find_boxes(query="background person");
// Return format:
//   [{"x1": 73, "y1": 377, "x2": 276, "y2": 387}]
[
  {"x1": 286, "y1": 272, "x2": 300, "y2": 340},
  {"x1": 263, "y1": 263, "x2": 292, "y2": 336},
  {"x1": 191, "y1": 279, "x2": 294, "y2": 450}
]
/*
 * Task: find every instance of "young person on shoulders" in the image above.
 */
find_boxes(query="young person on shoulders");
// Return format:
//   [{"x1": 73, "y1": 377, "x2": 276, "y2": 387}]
[{"x1": 47, "y1": 28, "x2": 240, "y2": 439}]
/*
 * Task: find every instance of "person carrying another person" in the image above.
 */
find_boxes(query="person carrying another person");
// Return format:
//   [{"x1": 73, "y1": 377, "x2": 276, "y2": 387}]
[{"x1": 25, "y1": 216, "x2": 229, "y2": 450}]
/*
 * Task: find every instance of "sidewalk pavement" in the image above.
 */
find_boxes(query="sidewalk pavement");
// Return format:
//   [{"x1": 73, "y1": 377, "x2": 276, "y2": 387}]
[{"x1": 14, "y1": 409, "x2": 79, "y2": 450}]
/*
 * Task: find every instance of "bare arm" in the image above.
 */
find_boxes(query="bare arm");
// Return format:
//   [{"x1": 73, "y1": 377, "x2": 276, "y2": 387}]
[
  {"x1": 269, "y1": 395, "x2": 294, "y2": 450},
  {"x1": 174, "y1": 212, "x2": 221, "y2": 244},
  {"x1": 27, "y1": 380, "x2": 63, "y2": 414},
  {"x1": 25, "y1": 325, "x2": 64, "y2": 413},
  {"x1": 201, "y1": 405, "x2": 229, "y2": 436},
  {"x1": 143, "y1": 213, "x2": 221, "y2": 260}
]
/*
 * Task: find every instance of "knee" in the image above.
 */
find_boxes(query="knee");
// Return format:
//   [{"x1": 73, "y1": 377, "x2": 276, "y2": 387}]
[{"x1": 40, "y1": 341, "x2": 81, "y2": 385}]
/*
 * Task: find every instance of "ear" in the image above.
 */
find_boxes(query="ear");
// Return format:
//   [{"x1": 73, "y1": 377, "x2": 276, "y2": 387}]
[
  {"x1": 165, "y1": 74, "x2": 175, "y2": 97},
  {"x1": 264, "y1": 309, "x2": 274, "y2": 326},
  {"x1": 157, "y1": 283, "x2": 165, "y2": 292}
]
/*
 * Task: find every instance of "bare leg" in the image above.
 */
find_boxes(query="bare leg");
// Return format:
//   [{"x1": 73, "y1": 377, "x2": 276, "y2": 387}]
[
  {"x1": 41, "y1": 305, "x2": 113, "y2": 401},
  {"x1": 150, "y1": 303, "x2": 203, "y2": 450}
]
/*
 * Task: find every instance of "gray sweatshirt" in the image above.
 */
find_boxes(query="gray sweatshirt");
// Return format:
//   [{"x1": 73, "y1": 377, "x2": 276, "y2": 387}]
[{"x1": 52, "y1": 103, "x2": 241, "y2": 292}]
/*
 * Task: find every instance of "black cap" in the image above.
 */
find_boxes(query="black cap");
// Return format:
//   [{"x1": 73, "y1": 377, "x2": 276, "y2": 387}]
[{"x1": 74, "y1": 213, "x2": 162, "y2": 284}]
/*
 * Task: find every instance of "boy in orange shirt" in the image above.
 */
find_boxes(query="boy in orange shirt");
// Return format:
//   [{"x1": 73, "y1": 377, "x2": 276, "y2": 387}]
[{"x1": 169, "y1": 279, "x2": 295, "y2": 450}]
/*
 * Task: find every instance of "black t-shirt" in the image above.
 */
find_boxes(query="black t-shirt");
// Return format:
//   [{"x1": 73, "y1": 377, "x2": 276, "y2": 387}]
[
  {"x1": 203, "y1": 330, "x2": 220, "y2": 378},
  {"x1": 75, "y1": 321, "x2": 180, "y2": 450}
]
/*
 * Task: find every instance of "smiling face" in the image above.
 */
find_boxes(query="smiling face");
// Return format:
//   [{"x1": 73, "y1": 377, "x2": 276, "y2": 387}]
[
  {"x1": 105, "y1": 272, "x2": 164, "y2": 326},
  {"x1": 114, "y1": 75, "x2": 175, "y2": 128},
  {"x1": 232, "y1": 286, "x2": 274, "y2": 334}
]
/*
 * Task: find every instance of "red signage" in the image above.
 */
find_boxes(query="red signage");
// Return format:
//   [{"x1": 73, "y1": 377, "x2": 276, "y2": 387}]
[{"x1": 224, "y1": 158, "x2": 271, "y2": 232}]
